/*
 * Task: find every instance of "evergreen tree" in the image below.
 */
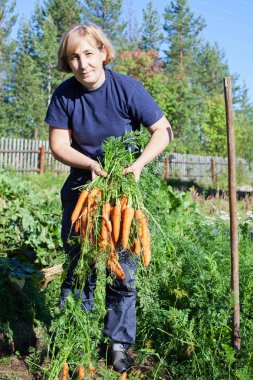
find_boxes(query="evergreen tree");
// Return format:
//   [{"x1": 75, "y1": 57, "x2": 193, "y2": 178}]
[
  {"x1": 235, "y1": 85, "x2": 253, "y2": 161},
  {"x1": 82, "y1": 0, "x2": 127, "y2": 47},
  {"x1": 195, "y1": 41, "x2": 230, "y2": 96},
  {"x1": 201, "y1": 94, "x2": 227, "y2": 156},
  {"x1": 44, "y1": 0, "x2": 82, "y2": 39},
  {"x1": 33, "y1": 13, "x2": 64, "y2": 104},
  {"x1": 163, "y1": 0, "x2": 206, "y2": 146},
  {"x1": 0, "y1": 0, "x2": 17, "y2": 132},
  {"x1": 31, "y1": 1, "x2": 71, "y2": 110},
  {"x1": 163, "y1": 0, "x2": 205, "y2": 74},
  {"x1": 141, "y1": 2, "x2": 163, "y2": 52},
  {"x1": 7, "y1": 19, "x2": 47, "y2": 138}
]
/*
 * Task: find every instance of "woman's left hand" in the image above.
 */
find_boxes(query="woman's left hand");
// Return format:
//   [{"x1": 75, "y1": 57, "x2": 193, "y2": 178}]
[{"x1": 123, "y1": 161, "x2": 144, "y2": 182}]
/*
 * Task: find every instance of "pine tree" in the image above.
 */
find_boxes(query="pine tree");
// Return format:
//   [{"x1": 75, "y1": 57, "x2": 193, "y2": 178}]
[
  {"x1": 163, "y1": 0, "x2": 205, "y2": 74},
  {"x1": 31, "y1": 2, "x2": 70, "y2": 106},
  {"x1": 82, "y1": 0, "x2": 127, "y2": 48},
  {"x1": 44, "y1": 0, "x2": 82, "y2": 39},
  {"x1": 7, "y1": 19, "x2": 47, "y2": 138},
  {"x1": 0, "y1": 0, "x2": 17, "y2": 132},
  {"x1": 235, "y1": 85, "x2": 253, "y2": 161},
  {"x1": 195, "y1": 41, "x2": 230, "y2": 96},
  {"x1": 141, "y1": 2, "x2": 163, "y2": 52},
  {"x1": 33, "y1": 14, "x2": 64, "y2": 104},
  {"x1": 163, "y1": 0, "x2": 206, "y2": 145}
]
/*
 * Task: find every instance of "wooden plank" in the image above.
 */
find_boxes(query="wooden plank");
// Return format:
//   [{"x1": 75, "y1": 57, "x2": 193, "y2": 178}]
[{"x1": 25, "y1": 139, "x2": 29, "y2": 172}]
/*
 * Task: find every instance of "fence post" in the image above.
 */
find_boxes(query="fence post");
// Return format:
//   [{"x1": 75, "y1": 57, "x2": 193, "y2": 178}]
[
  {"x1": 39, "y1": 145, "x2": 45, "y2": 174},
  {"x1": 164, "y1": 156, "x2": 169, "y2": 179},
  {"x1": 224, "y1": 76, "x2": 240, "y2": 350},
  {"x1": 211, "y1": 158, "x2": 217, "y2": 185}
]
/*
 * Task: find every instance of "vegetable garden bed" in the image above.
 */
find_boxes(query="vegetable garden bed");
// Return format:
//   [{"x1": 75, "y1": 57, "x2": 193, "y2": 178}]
[{"x1": 0, "y1": 135, "x2": 253, "y2": 379}]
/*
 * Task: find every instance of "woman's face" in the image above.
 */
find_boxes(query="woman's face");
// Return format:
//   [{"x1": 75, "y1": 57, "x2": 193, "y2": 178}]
[{"x1": 67, "y1": 37, "x2": 107, "y2": 90}]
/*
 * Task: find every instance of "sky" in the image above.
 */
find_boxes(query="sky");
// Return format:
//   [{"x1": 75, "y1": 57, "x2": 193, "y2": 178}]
[{"x1": 12, "y1": 0, "x2": 253, "y2": 102}]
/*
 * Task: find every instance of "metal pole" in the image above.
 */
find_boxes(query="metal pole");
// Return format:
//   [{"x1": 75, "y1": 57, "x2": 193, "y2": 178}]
[{"x1": 223, "y1": 77, "x2": 240, "y2": 350}]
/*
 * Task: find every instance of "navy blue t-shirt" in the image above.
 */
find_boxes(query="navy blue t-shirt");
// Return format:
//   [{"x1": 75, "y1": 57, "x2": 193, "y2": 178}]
[{"x1": 45, "y1": 68, "x2": 164, "y2": 174}]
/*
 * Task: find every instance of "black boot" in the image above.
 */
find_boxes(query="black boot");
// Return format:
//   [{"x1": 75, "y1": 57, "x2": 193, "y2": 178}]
[{"x1": 110, "y1": 342, "x2": 133, "y2": 373}]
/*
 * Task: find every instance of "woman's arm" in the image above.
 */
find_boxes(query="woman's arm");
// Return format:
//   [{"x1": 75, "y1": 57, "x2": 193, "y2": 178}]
[
  {"x1": 123, "y1": 115, "x2": 173, "y2": 181},
  {"x1": 49, "y1": 126, "x2": 107, "y2": 178}
]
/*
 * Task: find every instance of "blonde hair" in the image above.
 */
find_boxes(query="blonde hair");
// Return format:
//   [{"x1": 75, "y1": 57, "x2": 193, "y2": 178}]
[{"x1": 56, "y1": 23, "x2": 115, "y2": 73}]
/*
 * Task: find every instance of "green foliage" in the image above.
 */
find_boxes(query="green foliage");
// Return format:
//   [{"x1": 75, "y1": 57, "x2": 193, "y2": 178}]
[
  {"x1": 163, "y1": 0, "x2": 205, "y2": 73},
  {"x1": 82, "y1": 0, "x2": 127, "y2": 48},
  {"x1": 0, "y1": 171, "x2": 63, "y2": 266},
  {"x1": 195, "y1": 41, "x2": 230, "y2": 96},
  {"x1": 43, "y1": 0, "x2": 82, "y2": 39},
  {"x1": 0, "y1": 152, "x2": 253, "y2": 378},
  {"x1": 201, "y1": 94, "x2": 228, "y2": 156},
  {"x1": 235, "y1": 86, "x2": 253, "y2": 162},
  {"x1": 113, "y1": 49, "x2": 171, "y2": 113},
  {"x1": 135, "y1": 207, "x2": 253, "y2": 378},
  {"x1": 140, "y1": 2, "x2": 164, "y2": 51},
  {"x1": 0, "y1": 0, "x2": 17, "y2": 132}
]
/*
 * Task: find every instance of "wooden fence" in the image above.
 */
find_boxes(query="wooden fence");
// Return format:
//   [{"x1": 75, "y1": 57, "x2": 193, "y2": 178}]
[
  {"x1": 0, "y1": 138, "x2": 252, "y2": 183},
  {"x1": 163, "y1": 152, "x2": 253, "y2": 184},
  {"x1": 0, "y1": 138, "x2": 69, "y2": 174}
]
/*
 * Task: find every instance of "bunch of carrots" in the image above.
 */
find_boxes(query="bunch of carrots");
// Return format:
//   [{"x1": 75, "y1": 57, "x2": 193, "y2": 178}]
[
  {"x1": 53, "y1": 133, "x2": 150, "y2": 380},
  {"x1": 59, "y1": 363, "x2": 99, "y2": 379},
  {"x1": 60, "y1": 363, "x2": 127, "y2": 379},
  {"x1": 71, "y1": 186, "x2": 151, "y2": 280}
]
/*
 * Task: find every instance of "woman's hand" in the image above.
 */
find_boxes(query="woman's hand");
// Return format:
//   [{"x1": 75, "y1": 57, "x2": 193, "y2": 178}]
[
  {"x1": 91, "y1": 162, "x2": 108, "y2": 180},
  {"x1": 123, "y1": 116, "x2": 172, "y2": 182},
  {"x1": 123, "y1": 161, "x2": 144, "y2": 182}
]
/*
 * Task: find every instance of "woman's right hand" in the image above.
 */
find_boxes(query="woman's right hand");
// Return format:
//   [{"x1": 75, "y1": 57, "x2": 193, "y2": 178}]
[{"x1": 91, "y1": 162, "x2": 108, "y2": 180}]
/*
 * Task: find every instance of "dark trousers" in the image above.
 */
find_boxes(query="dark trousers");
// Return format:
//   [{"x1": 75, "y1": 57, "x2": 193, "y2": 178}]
[{"x1": 59, "y1": 174, "x2": 138, "y2": 345}]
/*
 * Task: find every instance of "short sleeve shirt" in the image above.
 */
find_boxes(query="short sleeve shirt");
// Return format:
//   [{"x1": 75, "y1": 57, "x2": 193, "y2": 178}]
[{"x1": 45, "y1": 68, "x2": 164, "y2": 174}]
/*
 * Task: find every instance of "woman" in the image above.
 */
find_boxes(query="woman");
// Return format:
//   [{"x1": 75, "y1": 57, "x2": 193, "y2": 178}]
[{"x1": 45, "y1": 23, "x2": 173, "y2": 373}]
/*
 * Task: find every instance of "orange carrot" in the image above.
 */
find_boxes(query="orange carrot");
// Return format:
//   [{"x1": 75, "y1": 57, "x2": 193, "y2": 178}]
[
  {"x1": 102, "y1": 216, "x2": 112, "y2": 234},
  {"x1": 88, "y1": 215, "x2": 94, "y2": 240},
  {"x1": 102, "y1": 202, "x2": 111, "y2": 220},
  {"x1": 112, "y1": 204, "x2": 121, "y2": 245},
  {"x1": 135, "y1": 209, "x2": 151, "y2": 265},
  {"x1": 141, "y1": 214, "x2": 151, "y2": 266},
  {"x1": 88, "y1": 188, "x2": 102, "y2": 209},
  {"x1": 100, "y1": 202, "x2": 111, "y2": 244},
  {"x1": 135, "y1": 209, "x2": 145, "y2": 240},
  {"x1": 119, "y1": 372, "x2": 127, "y2": 380},
  {"x1": 75, "y1": 218, "x2": 80, "y2": 234},
  {"x1": 121, "y1": 207, "x2": 135, "y2": 249},
  {"x1": 107, "y1": 258, "x2": 125, "y2": 280},
  {"x1": 110, "y1": 205, "x2": 114, "y2": 220},
  {"x1": 130, "y1": 238, "x2": 140, "y2": 255},
  {"x1": 88, "y1": 365, "x2": 95, "y2": 376},
  {"x1": 99, "y1": 239, "x2": 108, "y2": 249},
  {"x1": 61, "y1": 362, "x2": 69, "y2": 380},
  {"x1": 120, "y1": 195, "x2": 128, "y2": 212},
  {"x1": 81, "y1": 206, "x2": 88, "y2": 236},
  {"x1": 85, "y1": 189, "x2": 101, "y2": 241},
  {"x1": 78, "y1": 366, "x2": 85, "y2": 380},
  {"x1": 110, "y1": 248, "x2": 116, "y2": 260},
  {"x1": 101, "y1": 218, "x2": 108, "y2": 243},
  {"x1": 71, "y1": 190, "x2": 89, "y2": 224}
]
